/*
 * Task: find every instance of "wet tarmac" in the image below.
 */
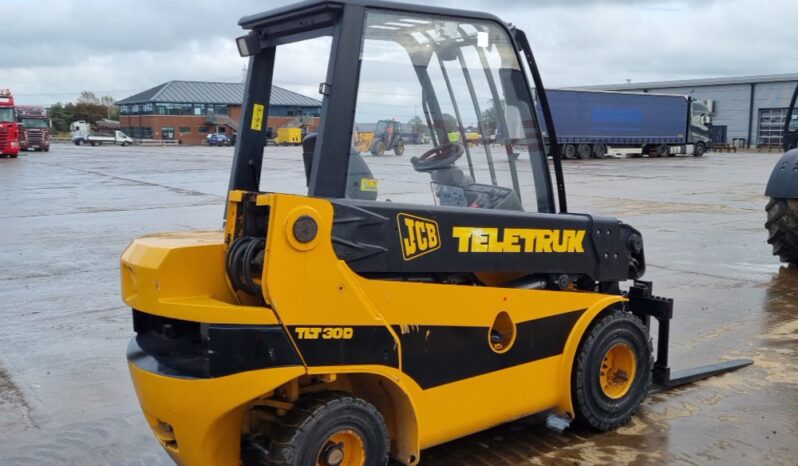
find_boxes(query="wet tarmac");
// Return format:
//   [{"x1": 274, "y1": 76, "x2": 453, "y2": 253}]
[{"x1": 0, "y1": 144, "x2": 795, "y2": 465}]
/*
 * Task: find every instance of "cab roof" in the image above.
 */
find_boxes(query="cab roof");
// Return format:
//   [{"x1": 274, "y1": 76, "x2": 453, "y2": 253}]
[{"x1": 238, "y1": 0, "x2": 506, "y2": 31}]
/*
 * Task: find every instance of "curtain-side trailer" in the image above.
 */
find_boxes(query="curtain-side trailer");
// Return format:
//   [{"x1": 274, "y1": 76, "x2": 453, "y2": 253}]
[{"x1": 537, "y1": 89, "x2": 712, "y2": 159}]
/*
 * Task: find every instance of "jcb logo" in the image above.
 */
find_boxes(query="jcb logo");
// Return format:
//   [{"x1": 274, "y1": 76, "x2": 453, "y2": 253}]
[
  {"x1": 294, "y1": 327, "x2": 354, "y2": 340},
  {"x1": 397, "y1": 213, "x2": 440, "y2": 261}
]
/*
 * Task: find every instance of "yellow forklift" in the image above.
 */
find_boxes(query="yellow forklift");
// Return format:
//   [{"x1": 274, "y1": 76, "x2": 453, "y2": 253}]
[{"x1": 122, "y1": 1, "x2": 751, "y2": 464}]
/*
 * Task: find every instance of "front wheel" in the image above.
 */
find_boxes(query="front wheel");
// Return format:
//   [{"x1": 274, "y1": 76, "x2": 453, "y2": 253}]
[
  {"x1": 266, "y1": 392, "x2": 389, "y2": 466},
  {"x1": 394, "y1": 140, "x2": 405, "y2": 156},
  {"x1": 572, "y1": 310, "x2": 652, "y2": 431},
  {"x1": 694, "y1": 142, "x2": 706, "y2": 157}
]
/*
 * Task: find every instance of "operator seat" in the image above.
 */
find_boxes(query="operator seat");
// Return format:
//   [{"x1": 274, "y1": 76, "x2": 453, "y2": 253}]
[{"x1": 302, "y1": 133, "x2": 378, "y2": 201}]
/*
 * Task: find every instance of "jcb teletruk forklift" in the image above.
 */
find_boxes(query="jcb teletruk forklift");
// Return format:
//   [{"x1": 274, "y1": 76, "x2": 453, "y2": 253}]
[{"x1": 122, "y1": 1, "x2": 750, "y2": 464}]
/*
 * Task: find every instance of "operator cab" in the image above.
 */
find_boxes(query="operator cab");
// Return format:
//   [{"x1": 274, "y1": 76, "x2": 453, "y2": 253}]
[{"x1": 232, "y1": 0, "x2": 562, "y2": 215}]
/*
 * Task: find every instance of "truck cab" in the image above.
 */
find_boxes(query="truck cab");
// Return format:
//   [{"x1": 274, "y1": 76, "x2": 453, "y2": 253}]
[
  {"x1": 16, "y1": 105, "x2": 51, "y2": 152},
  {"x1": 0, "y1": 89, "x2": 20, "y2": 158}
]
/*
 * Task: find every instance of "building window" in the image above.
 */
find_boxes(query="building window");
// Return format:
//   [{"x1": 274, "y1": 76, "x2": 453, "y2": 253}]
[
  {"x1": 759, "y1": 108, "x2": 788, "y2": 147},
  {"x1": 120, "y1": 105, "x2": 129, "y2": 114},
  {"x1": 143, "y1": 103, "x2": 153, "y2": 113},
  {"x1": 197, "y1": 127, "x2": 209, "y2": 134},
  {"x1": 179, "y1": 127, "x2": 191, "y2": 135},
  {"x1": 131, "y1": 104, "x2": 140, "y2": 113},
  {"x1": 218, "y1": 127, "x2": 226, "y2": 133}
]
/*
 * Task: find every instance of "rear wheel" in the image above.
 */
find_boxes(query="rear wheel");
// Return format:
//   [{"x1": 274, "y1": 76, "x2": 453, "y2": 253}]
[
  {"x1": 593, "y1": 143, "x2": 608, "y2": 159},
  {"x1": 562, "y1": 144, "x2": 576, "y2": 160},
  {"x1": 573, "y1": 310, "x2": 652, "y2": 431},
  {"x1": 656, "y1": 144, "x2": 670, "y2": 157},
  {"x1": 266, "y1": 392, "x2": 389, "y2": 466},
  {"x1": 577, "y1": 144, "x2": 592, "y2": 160},
  {"x1": 766, "y1": 198, "x2": 798, "y2": 266}
]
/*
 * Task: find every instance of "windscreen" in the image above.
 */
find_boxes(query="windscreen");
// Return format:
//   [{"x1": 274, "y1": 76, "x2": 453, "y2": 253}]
[
  {"x1": 348, "y1": 9, "x2": 550, "y2": 212},
  {"x1": 0, "y1": 108, "x2": 14, "y2": 122},
  {"x1": 22, "y1": 118, "x2": 48, "y2": 128}
]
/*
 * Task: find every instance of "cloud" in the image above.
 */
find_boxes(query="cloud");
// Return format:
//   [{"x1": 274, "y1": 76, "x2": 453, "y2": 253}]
[{"x1": 1, "y1": 0, "x2": 795, "y2": 106}]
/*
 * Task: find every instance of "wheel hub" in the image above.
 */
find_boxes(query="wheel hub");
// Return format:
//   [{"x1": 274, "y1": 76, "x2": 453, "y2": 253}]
[
  {"x1": 599, "y1": 343, "x2": 637, "y2": 399},
  {"x1": 317, "y1": 429, "x2": 365, "y2": 466}
]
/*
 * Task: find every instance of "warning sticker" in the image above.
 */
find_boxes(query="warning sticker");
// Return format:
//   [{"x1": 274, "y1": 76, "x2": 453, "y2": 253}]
[{"x1": 251, "y1": 103, "x2": 264, "y2": 131}]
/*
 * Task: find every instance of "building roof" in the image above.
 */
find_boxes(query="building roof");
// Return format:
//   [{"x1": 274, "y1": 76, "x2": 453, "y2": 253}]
[
  {"x1": 116, "y1": 80, "x2": 322, "y2": 107},
  {"x1": 575, "y1": 73, "x2": 798, "y2": 91}
]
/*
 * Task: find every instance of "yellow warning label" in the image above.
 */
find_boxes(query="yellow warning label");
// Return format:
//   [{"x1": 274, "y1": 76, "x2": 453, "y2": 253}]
[
  {"x1": 360, "y1": 178, "x2": 379, "y2": 192},
  {"x1": 251, "y1": 103, "x2": 264, "y2": 131}
]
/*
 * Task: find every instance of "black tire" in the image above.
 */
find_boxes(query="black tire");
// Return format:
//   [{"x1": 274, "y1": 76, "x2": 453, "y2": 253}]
[
  {"x1": 267, "y1": 391, "x2": 390, "y2": 466},
  {"x1": 593, "y1": 143, "x2": 608, "y2": 159},
  {"x1": 10, "y1": 153, "x2": 18, "y2": 158},
  {"x1": 572, "y1": 310, "x2": 652, "y2": 431},
  {"x1": 577, "y1": 144, "x2": 592, "y2": 160},
  {"x1": 374, "y1": 141, "x2": 386, "y2": 156},
  {"x1": 394, "y1": 140, "x2": 405, "y2": 156},
  {"x1": 44, "y1": 147, "x2": 49, "y2": 152},
  {"x1": 694, "y1": 142, "x2": 706, "y2": 157},
  {"x1": 766, "y1": 198, "x2": 798, "y2": 266},
  {"x1": 562, "y1": 144, "x2": 576, "y2": 160},
  {"x1": 656, "y1": 144, "x2": 670, "y2": 158}
]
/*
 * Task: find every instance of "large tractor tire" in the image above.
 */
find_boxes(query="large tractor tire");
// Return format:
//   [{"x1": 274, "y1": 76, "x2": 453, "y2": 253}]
[
  {"x1": 266, "y1": 391, "x2": 390, "y2": 466},
  {"x1": 765, "y1": 198, "x2": 798, "y2": 266},
  {"x1": 394, "y1": 139, "x2": 405, "y2": 156},
  {"x1": 572, "y1": 310, "x2": 652, "y2": 431}
]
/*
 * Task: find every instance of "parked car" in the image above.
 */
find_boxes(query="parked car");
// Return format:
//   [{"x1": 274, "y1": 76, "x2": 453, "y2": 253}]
[{"x1": 207, "y1": 133, "x2": 231, "y2": 146}]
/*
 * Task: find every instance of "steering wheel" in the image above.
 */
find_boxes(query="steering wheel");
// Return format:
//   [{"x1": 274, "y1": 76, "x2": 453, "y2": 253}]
[{"x1": 410, "y1": 142, "x2": 465, "y2": 172}]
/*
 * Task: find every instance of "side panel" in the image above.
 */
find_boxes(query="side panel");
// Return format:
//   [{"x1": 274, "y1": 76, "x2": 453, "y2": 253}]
[
  {"x1": 541, "y1": 89, "x2": 689, "y2": 144},
  {"x1": 330, "y1": 200, "x2": 643, "y2": 282},
  {"x1": 259, "y1": 194, "x2": 627, "y2": 449}
]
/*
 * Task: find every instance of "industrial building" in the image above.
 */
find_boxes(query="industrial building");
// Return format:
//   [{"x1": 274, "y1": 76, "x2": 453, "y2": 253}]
[
  {"x1": 117, "y1": 81, "x2": 322, "y2": 145},
  {"x1": 581, "y1": 73, "x2": 798, "y2": 147}
]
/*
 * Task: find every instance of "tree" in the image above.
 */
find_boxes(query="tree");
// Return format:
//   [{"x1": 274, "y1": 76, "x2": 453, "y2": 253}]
[
  {"x1": 406, "y1": 115, "x2": 428, "y2": 136},
  {"x1": 481, "y1": 98, "x2": 504, "y2": 135},
  {"x1": 77, "y1": 91, "x2": 100, "y2": 105},
  {"x1": 441, "y1": 113, "x2": 458, "y2": 133},
  {"x1": 47, "y1": 103, "x2": 73, "y2": 132}
]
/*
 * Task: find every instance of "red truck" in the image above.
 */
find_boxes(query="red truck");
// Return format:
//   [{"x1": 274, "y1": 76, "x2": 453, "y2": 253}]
[
  {"x1": 17, "y1": 105, "x2": 50, "y2": 152},
  {"x1": 0, "y1": 89, "x2": 20, "y2": 158}
]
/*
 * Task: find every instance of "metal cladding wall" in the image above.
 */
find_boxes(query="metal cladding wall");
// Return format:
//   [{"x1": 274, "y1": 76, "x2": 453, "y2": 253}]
[{"x1": 544, "y1": 90, "x2": 688, "y2": 144}]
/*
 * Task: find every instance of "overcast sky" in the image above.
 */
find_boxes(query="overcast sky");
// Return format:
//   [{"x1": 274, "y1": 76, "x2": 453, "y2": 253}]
[{"x1": 1, "y1": 0, "x2": 795, "y2": 107}]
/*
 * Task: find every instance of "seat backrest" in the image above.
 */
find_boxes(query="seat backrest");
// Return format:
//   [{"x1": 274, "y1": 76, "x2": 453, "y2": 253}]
[{"x1": 301, "y1": 132, "x2": 378, "y2": 201}]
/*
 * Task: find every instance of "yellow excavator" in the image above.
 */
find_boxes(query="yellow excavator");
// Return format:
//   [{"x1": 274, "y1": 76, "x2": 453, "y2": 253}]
[{"x1": 122, "y1": 1, "x2": 751, "y2": 464}]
